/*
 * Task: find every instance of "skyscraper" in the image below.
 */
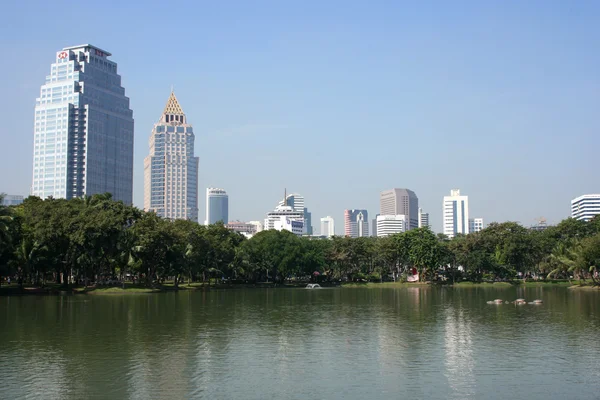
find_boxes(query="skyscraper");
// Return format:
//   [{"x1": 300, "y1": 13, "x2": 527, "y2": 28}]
[
  {"x1": 344, "y1": 209, "x2": 369, "y2": 238},
  {"x1": 380, "y1": 189, "x2": 419, "y2": 230},
  {"x1": 205, "y1": 188, "x2": 228, "y2": 225},
  {"x1": 144, "y1": 92, "x2": 198, "y2": 221},
  {"x1": 278, "y1": 193, "x2": 313, "y2": 235},
  {"x1": 571, "y1": 194, "x2": 600, "y2": 222},
  {"x1": 32, "y1": 45, "x2": 134, "y2": 202},
  {"x1": 443, "y1": 189, "x2": 470, "y2": 238},
  {"x1": 418, "y1": 208, "x2": 430, "y2": 228},
  {"x1": 320, "y1": 216, "x2": 335, "y2": 237}
]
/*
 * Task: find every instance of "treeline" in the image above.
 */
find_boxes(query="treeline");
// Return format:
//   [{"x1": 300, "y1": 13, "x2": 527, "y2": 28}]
[{"x1": 1, "y1": 194, "x2": 600, "y2": 288}]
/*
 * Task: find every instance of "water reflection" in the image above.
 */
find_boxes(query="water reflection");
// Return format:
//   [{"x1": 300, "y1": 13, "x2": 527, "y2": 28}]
[{"x1": 0, "y1": 287, "x2": 599, "y2": 399}]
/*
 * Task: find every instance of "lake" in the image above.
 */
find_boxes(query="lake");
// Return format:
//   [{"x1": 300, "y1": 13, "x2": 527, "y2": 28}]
[{"x1": 1, "y1": 286, "x2": 599, "y2": 399}]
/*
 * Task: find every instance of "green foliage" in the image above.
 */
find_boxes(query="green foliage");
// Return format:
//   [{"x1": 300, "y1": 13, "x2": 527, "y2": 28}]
[{"x1": 1, "y1": 196, "x2": 600, "y2": 288}]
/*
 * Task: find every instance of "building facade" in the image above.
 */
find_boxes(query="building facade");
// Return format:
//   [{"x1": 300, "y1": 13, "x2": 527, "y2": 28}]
[
  {"x1": 469, "y1": 217, "x2": 484, "y2": 233},
  {"x1": 320, "y1": 216, "x2": 335, "y2": 237},
  {"x1": 226, "y1": 221, "x2": 258, "y2": 238},
  {"x1": 273, "y1": 216, "x2": 304, "y2": 236},
  {"x1": 571, "y1": 194, "x2": 600, "y2": 222},
  {"x1": 380, "y1": 189, "x2": 419, "y2": 230},
  {"x1": 344, "y1": 209, "x2": 369, "y2": 238},
  {"x1": 443, "y1": 189, "x2": 469, "y2": 238},
  {"x1": 377, "y1": 214, "x2": 408, "y2": 237},
  {"x1": 418, "y1": 208, "x2": 430, "y2": 228},
  {"x1": 278, "y1": 193, "x2": 312, "y2": 235},
  {"x1": 144, "y1": 92, "x2": 198, "y2": 221},
  {"x1": 205, "y1": 188, "x2": 228, "y2": 225},
  {"x1": 1, "y1": 195, "x2": 24, "y2": 206},
  {"x1": 32, "y1": 45, "x2": 134, "y2": 202}
]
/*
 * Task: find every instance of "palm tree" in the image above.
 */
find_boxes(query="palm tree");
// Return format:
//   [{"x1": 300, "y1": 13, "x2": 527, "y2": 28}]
[
  {"x1": 14, "y1": 238, "x2": 46, "y2": 289},
  {"x1": 547, "y1": 241, "x2": 581, "y2": 283}
]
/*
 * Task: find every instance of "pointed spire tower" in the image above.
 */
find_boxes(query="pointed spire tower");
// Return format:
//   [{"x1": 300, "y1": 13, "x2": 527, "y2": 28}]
[
  {"x1": 144, "y1": 91, "x2": 199, "y2": 222},
  {"x1": 162, "y1": 91, "x2": 186, "y2": 124}
]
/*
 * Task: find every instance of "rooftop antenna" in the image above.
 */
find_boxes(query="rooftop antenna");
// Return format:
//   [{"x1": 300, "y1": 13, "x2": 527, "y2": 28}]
[
  {"x1": 284, "y1": 188, "x2": 287, "y2": 206},
  {"x1": 171, "y1": 84, "x2": 174, "y2": 93}
]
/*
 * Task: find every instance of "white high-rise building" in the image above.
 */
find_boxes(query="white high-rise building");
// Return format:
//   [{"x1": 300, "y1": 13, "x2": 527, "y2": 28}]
[
  {"x1": 418, "y1": 208, "x2": 430, "y2": 228},
  {"x1": 205, "y1": 188, "x2": 229, "y2": 225},
  {"x1": 377, "y1": 215, "x2": 408, "y2": 237},
  {"x1": 273, "y1": 216, "x2": 304, "y2": 236},
  {"x1": 265, "y1": 192, "x2": 305, "y2": 230},
  {"x1": 278, "y1": 193, "x2": 312, "y2": 234},
  {"x1": 571, "y1": 194, "x2": 600, "y2": 222},
  {"x1": 32, "y1": 45, "x2": 134, "y2": 202},
  {"x1": 320, "y1": 216, "x2": 335, "y2": 237},
  {"x1": 144, "y1": 92, "x2": 198, "y2": 221},
  {"x1": 443, "y1": 189, "x2": 470, "y2": 238},
  {"x1": 469, "y1": 217, "x2": 484, "y2": 233}
]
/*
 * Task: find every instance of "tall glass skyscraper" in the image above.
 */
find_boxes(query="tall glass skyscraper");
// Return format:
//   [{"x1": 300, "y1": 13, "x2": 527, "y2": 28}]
[
  {"x1": 205, "y1": 188, "x2": 228, "y2": 225},
  {"x1": 31, "y1": 45, "x2": 134, "y2": 202},
  {"x1": 144, "y1": 92, "x2": 199, "y2": 222}
]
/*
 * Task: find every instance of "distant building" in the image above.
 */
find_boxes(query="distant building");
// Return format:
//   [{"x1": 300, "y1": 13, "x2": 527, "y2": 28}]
[
  {"x1": 144, "y1": 92, "x2": 199, "y2": 222},
  {"x1": 226, "y1": 221, "x2": 258, "y2": 237},
  {"x1": 377, "y1": 215, "x2": 408, "y2": 237},
  {"x1": 205, "y1": 188, "x2": 228, "y2": 225},
  {"x1": 418, "y1": 208, "x2": 430, "y2": 228},
  {"x1": 344, "y1": 209, "x2": 369, "y2": 238},
  {"x1": 1, "y1": 195, "x2": 24, "y2": 206},
  {"x1": 372, "y1": 214, "x2": 379, "y2": 237},
  {"x1": 320, "y1": 216, "x2": 335, "y2": 237},
  {"x1": 530, "y1": 218, "x2": 550, "y2": 231},
  {"x1": 443, "y1": 189, "x2": 470, "y2": 238},
  {"x1": 278, "y1": 193, "x2": 313, "y2": 234},
  {"x1": 469, "y1": 217, "x2": 484, "y2": 233},
  {"x1": 380, "y1": 189, "x2": 419, "y2": 230},
  {"x1": 571, "y1": 194, "x2": 600, "y2": 222},
  {"x1": 246, "y1": 220, "x2": 264, "y2": 233},
  {"x1": 265, "y1": 192, "x2": 304, "y2": 230},
  {"x1": 31, "y1": 45, "x2": 134, "y2": 202},
  {"x1": 273, "y1": 216, "x2": 304, "y2": 236}
]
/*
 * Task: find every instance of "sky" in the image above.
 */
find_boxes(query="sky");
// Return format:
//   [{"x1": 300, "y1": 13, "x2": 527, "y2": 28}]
[{"x1": 1, "y1": 0, "x2": 599, "y2": 234}]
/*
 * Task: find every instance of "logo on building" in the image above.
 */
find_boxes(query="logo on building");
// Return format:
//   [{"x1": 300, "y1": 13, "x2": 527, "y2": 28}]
[{"x1": 58, "y1": 51, "x2": 68, "y2": 59}]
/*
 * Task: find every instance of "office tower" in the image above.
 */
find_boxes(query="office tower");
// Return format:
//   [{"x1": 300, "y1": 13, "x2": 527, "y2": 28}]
[
  {"x1": 144, "y1": 92, "x2": 198, "y2": 221},
  {"x1": 469, "y1": 218, "x2": 484, "y2": 233},
  {"x1": 443, "y1": 189, "x2": 470, "y2": 238},
  {"x1": 418, "y1": 208, "x2": 430, "y2": 228},
  {"x1": 278, "y1": 193, "x2": 313, "y2": 234},
  {"x1": 31, "y1": 45, "x2": 134, "y2": 202},
  {"x1": 380, "y1": 189, "x2": 419, "y2": 230},
  {"x1": 372, "y1": 215, "x2": 379, "y2": 237},
  {"x1": 571, "y1": 194, "x2": 600, "y2": 222},
  {"x1": 1, "y1": 195, "x2": 24, "y2": 206},
  {"x1": 377, "y1": 215, "x2": 408, "y2": 237},
  {"x1": 265, "y1": 191, "x2": 304, "y2": 230},
  {"x1": 320, "y1": 216, "x2": 335, "y2": 237},
  {"x1": 205, "y1": 188, "x2": 228, "y2": 225},
  {"x1": 344, "y1": 209, "x2": 369, "y2": 238}
]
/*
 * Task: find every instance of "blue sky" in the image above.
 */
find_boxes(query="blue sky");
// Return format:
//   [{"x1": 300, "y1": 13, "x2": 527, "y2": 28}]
[{"x1": 1, "y1": 0, "x2": 599, "y2": 234}]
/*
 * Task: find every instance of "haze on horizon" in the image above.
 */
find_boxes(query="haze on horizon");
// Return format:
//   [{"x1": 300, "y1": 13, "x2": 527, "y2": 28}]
[{"x1": 1, "y1": 1, "x2": 598, "y2": 234}]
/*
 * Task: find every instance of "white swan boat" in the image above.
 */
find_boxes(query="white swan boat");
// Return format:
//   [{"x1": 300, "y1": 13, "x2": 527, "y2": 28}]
[{"x1": 306, "y1": 283, "x2": 322, "y2": 289}]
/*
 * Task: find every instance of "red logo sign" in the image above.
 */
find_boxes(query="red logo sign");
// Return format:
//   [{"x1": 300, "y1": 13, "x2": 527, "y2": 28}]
[{"x1": 58, "y1": 51, "x2": 68, "y2": 59}]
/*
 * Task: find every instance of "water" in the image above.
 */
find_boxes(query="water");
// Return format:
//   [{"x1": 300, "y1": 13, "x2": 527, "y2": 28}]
[{"x1": 1, "y1": 286, "x2": 599, "y2": 399}]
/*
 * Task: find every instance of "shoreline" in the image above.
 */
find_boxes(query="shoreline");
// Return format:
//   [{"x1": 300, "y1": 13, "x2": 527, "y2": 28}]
[{"x1": 0, "y1": 280, "x2": 596, "y2": 296}]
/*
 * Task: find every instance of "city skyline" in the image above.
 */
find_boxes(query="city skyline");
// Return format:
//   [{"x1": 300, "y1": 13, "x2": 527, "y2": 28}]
[{"x1": 2, "y1": 2, "x2": 599, "y2": 234}]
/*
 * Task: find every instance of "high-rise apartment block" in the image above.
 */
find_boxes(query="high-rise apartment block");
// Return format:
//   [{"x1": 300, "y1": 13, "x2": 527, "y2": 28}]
[
  {"x1": 205, "y1": 188, "x2": 229, "y2": 225},
  {"x1": 32, "y1": 45, "x2": 134, "y2": 202},
  {"x1": 571, "y1": 194, "x2": 600, "y2": 222},
  {"x1": 418, "y1": 208, "x2": 430, "y2": 228},
  {"x1": 469, "y1": 217, "x2": 484, "y2": 233},
  {"x1": 344, "y1": 209, "x2": 369, "y2": 238},
  {"x1": 380, "y1": 189, "x2": 419, "y2": 230},
  {"x1": 376, "y1": 214, "x2": 408, "y2": 237},
  {"x1": 443, "y1": 189, "x2": 469, "y2": 238},
  {"x1": 144, "y1": 92, "x2": 198, "y2": 221},
  {"x1": 320, "y1": 216, "x2": 335, "y2": 237}
]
